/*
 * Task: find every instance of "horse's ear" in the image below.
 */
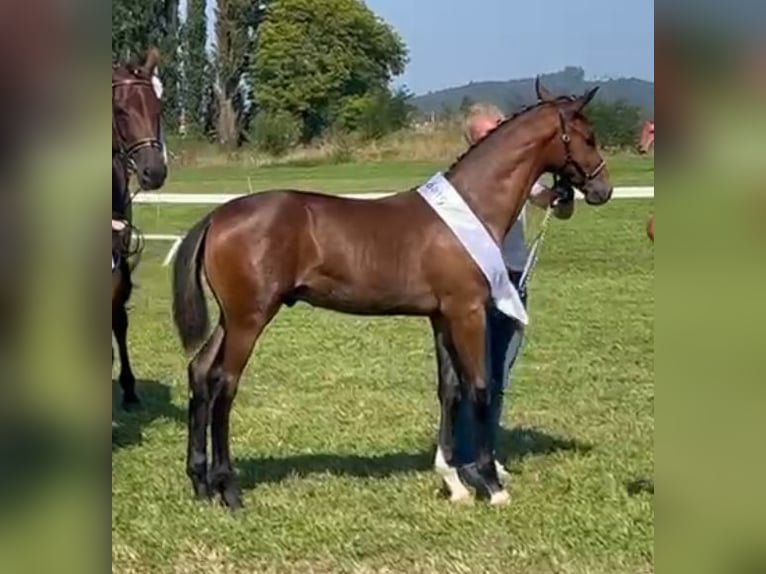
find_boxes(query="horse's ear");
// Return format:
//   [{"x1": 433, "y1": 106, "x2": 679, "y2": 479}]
[
  {"x1": 575, "y1": 86, "x2": 599, "y2": 112},
  {"x1": 142, "y1": 48, "x2": 161, "y2": 76},
  {"x1": 535, "y1": 77, "x2": 555, "y2": 102}
]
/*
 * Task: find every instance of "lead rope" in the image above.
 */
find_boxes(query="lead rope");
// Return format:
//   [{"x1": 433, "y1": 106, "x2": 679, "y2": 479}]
[{"x1": 519, "y1": 204, "x2": 553, "y2": 294}]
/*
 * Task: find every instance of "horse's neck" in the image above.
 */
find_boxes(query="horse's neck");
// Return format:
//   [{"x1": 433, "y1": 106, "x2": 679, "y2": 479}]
[
  {"x1": 112, "y1": 120, "x2": 120, "y2": 155},
  {"x1": 112, "y1": 156, "x2": 130, "y2": 216},
  {"x1": 449, "y1": 124, "x2": 554, "y2": 242}
]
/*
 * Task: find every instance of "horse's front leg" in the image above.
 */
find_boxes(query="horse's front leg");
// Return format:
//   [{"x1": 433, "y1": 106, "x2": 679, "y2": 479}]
[
  {"x1": 431, "y1": 317, "x2": 472, "y2": 503},
  {"x1": 113, "y1": 300, "x2": 139, "y2": 409},
  {"x1": 445, "y1": 305, "x2": 509, "y2": 505}
]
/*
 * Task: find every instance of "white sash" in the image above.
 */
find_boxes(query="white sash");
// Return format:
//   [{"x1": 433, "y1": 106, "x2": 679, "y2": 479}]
[{"x1": 416, "y1": 173, "x2": 529, "y2": 326}]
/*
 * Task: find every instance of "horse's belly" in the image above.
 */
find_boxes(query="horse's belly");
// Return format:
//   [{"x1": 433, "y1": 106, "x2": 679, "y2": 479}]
[{"x1": 292, "y1": 275, "x2": 436, "y2": 316}]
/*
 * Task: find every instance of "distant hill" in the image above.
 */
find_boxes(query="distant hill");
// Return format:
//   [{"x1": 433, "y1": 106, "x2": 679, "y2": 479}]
[{"x1": 411, "y1": 66, "x2": 654, "y2": 118}]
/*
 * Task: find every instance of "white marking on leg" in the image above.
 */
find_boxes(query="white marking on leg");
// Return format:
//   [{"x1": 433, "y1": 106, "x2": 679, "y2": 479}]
[
  {"x1": 434, "y1": 446, "x2": 449, "y2": 473},
  {"x1": 434, "y1": 447, "x2": 472, "y2": 502},
  {"x1": 495, "y1": 459, "x2": 511, "y2": 481}
]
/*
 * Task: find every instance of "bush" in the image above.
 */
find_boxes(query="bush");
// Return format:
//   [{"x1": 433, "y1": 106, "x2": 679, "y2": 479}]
[
  {"x1": 250, "y1": 110, "x2": 302, "y2": 156},
  {"x1": 334, "y1": 88, "x2": 413, "y2": 141},
  {"x1": 587, "y1": 100, "x2": 644, "y2": 149}
]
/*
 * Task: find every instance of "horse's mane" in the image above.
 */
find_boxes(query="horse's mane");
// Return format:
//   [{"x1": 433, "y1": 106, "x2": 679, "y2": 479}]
[{"x1": 446, "y1": 95, "x2": 576, "y2": 173}]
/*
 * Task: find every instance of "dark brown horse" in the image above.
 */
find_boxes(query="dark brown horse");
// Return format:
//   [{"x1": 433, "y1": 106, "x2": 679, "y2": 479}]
[
  {"x1": 112, "y1": 49, "x2": 167, "y2": 409},
  {"x1": 171, "y1": 80, "x2": 613, "y2": 509},
  {"x1": 112, "y1": 49, "x2": 167, "y2": 191}
]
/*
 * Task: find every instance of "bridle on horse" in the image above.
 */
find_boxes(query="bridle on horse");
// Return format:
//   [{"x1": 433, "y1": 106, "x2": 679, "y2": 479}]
[
  {"x1": 519, "y1": 101, "x2": 607, "y2": 293},
  {"x1": 112, "y1": 72, "x2": 158, "y2": 263},
  {"x1": 112, "y1": 75, "x2": 163, "y2": 172},
  {"x1": 556, "y1": 107, "x2": 606, "y2": 186}
]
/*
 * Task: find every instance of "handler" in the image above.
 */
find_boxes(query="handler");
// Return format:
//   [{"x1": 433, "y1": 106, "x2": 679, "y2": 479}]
[{"x1": 436, "y1": 102, "x2": 575, "y2": 489}]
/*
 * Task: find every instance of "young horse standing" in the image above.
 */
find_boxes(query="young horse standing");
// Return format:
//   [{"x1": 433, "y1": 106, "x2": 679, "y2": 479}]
[
  {"x1": 112, "y1": 50, "x2": 167, "y2": 408},
  {"x1": 172, "y1": 82, "x2": 613, "y2": 509}
]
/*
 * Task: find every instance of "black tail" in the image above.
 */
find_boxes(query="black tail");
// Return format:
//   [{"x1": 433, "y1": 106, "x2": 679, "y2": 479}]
[{"x1": 172, "y1": 214, "x2": 212, "y2": 353}]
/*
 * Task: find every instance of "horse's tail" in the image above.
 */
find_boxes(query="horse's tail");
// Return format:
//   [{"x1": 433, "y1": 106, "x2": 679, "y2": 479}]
[{"x1": 172, "y1": 214, "x2": 212, "y2": 354}]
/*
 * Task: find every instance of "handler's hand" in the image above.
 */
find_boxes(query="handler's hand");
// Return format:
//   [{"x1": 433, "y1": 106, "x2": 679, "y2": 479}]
[{"x1": 550, "y1": 183, "x2": 575, "y2": 220}]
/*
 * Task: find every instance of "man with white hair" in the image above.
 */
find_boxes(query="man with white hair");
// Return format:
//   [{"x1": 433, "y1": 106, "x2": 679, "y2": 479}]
[{"x1": 435, "y1": 102, "x2": 575, "y2": 490}]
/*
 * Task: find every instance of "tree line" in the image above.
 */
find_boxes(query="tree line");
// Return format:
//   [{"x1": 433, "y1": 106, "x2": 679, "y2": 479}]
[
  {"x1": 112, "y1": 0, "x2": 413, "y2": 153},
  {"x1": 113, "y1": 0, "x2": 646, "y2": 153}
]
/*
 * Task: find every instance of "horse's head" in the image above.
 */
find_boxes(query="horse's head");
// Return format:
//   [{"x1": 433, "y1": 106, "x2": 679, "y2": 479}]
[
  {"x1": 112, "y1": 48, "x2": 166, "y2": 191},
  {"x1": 638, "y1": 120, "x2": 655, "y2": 154},
  {"x1": 536, "y1": 78, "x2": 613, "y2": 206}
]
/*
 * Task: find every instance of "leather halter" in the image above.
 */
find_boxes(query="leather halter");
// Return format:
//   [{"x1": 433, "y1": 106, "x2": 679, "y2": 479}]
[{"x1": 556, "y1": 108, "x2": 606, "y2": 184}]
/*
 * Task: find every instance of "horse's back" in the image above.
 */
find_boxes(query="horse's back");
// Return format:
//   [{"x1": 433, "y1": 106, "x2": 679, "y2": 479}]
[
  {"x1": 213, "y1": 188, "x2": 430, "y2": 241},
  {"x1": 206, "y1": 189, "x2": 442, "y2": 314}
]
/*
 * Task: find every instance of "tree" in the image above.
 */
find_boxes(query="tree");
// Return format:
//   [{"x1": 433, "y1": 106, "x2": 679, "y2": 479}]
[
  {"x1": 251, "y1": 0, "x2": 408, "y2": 140},
  {"x1": 587, "y1": 100, "x2": 644, "y2": 148},
  {"x1": 182, "y1": 0, "x2": 208, "y2": 135},
  {"x1": 334, "y1": 87, "x2": 414, "y2": 140},
  {"x1": 112, "y1": 0, "x2": 181, "y2": 131},
  {"x1": 213, "y1": 0, "x2": 266, "y2": 148},
  {"x1": 459, "y1": 95, "x2": 475, "y2": 114}
]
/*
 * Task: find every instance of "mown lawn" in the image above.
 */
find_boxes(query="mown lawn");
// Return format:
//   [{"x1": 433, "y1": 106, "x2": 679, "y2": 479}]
[
  {"x1": 113, "y1": 198, "x2": 654, "y2": 574},
  {"x1": 157, "y1": 152, "x2": 654, "y2": 195}
]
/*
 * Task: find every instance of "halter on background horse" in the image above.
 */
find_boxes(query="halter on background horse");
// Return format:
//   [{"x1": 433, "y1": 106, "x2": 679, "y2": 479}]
[
  {"x1": 112, "y1": 49, "x2": 167, "y2": 410},
  {"x1": 171, "y1": 79, "x2": 613, "y2": 510}
]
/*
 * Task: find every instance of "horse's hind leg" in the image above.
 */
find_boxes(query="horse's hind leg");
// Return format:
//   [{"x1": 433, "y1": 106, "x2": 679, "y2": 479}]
[
  {"x1": 431, "y1": 317, "x2": 472, "y2": 503},
  {"x1": 186, "y1": 323, "x2": 224, "y2": 500},
  {"x1": 446, "y1": 307, "x2": 508, "y2": 505},
  {"x1": 209, "y1": 307, "x2": 278, "y2": 510},
  {"x1": 113, "y1": 300, "x2": 139, "y2": 409}
]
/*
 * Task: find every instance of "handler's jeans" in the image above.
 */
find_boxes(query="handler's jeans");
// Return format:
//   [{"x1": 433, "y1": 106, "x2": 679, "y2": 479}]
[{"x1": 453, "y1": 273, "x2": 527, "y2": 467}]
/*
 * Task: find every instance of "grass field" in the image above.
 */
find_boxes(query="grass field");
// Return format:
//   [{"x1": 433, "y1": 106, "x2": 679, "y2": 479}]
[
  {"x1": 112, "y1": 193, "x2": 654, "y2": 573},
  {"x1": 159, "y1": 152, "x2": 654, "y2": 195}
]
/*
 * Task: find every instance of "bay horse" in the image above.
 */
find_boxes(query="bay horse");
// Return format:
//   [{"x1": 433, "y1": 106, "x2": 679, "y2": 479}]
[
  {"x1": 112, "y1": 49, "x2": 167, "y2": 409},
  {"x1": 171, "y1": 80, "x2": 614, "y2": 509}
]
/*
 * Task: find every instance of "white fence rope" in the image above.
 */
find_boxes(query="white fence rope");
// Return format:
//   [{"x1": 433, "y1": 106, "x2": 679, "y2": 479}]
[
  {"x1": 140, "y1": 187, "x2": 654, "y2": 266},
  {"x1": 135, "y1": 186, "x2": 653, "y2": 206}
]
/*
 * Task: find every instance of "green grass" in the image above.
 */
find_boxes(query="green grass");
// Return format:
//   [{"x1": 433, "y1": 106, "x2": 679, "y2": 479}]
[
  {"x1": 113, "y1": 198, "x2": 654, "y2": 573},
  {"x1": 159, "y1": 152, "x2": 654, "y2": 195}
]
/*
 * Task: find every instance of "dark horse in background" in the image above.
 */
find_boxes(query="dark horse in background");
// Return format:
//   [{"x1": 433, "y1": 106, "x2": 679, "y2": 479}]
[
  {"x1": 172, "y1": 79, "x2": 613, "y2": 510},
  {"x1": 112, "y1": 49, "x2": 167, "y2": 409}
]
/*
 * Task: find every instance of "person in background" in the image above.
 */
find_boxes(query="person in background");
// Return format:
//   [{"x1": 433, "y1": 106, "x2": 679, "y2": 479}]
[{"x1": 436, "y1": 102, "x2": 576, "y2": 490}]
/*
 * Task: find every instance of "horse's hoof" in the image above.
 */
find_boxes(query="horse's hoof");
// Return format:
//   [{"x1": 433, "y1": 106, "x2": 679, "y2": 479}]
[
  {"x1": 490, "y1": 489, "x2": 511, "y2": 506},
  {"x1": 192, "y1": 481, "x2": 213, "y2": 501},
  {"x1": 449, "y1": 488, "x2": 475, "y2": 505},
  {"x1": 221, "y1": 490, "x2": 244, "y2": 511},
  {"x1": 438, "y1": 468, "x2": 473, "y2": 503}
]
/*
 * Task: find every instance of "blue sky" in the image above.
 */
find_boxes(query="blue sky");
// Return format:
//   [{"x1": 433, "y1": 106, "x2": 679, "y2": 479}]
[{"x1": 183, "y1": 0, "x2": 654, "y2": 95}]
